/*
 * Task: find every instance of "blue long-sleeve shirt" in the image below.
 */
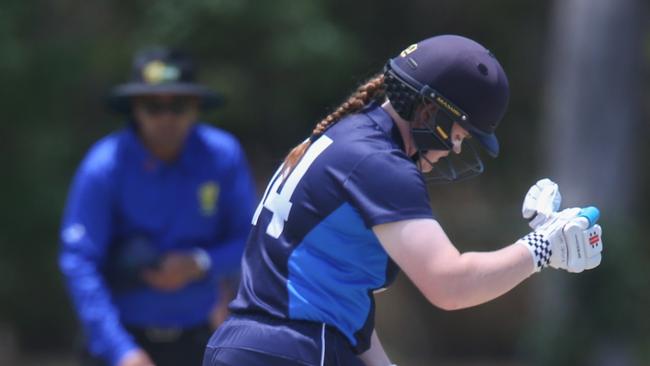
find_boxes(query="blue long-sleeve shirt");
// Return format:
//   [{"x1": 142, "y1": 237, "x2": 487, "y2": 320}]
[{"x1": 59, "y1": 123, "x2": 256, "y2": 365}]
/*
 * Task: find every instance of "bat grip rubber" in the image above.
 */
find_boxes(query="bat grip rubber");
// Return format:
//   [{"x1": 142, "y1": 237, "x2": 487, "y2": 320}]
[{"x1": 578, "y1": 206, "x2": 600, "y2": 228}]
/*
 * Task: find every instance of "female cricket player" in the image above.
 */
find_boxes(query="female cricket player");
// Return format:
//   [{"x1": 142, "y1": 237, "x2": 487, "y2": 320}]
[{"x1": 202, "y1": 34, "x2": 604, "y2": 366}]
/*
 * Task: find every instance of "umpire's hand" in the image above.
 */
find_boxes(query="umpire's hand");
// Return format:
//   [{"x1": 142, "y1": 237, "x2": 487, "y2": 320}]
[
  {"x1": 118, "y1": 349, "x2": 155, "y2": 366},
  {"x1": 141, "y1": 251, "x2": 206, "y2": 291}
]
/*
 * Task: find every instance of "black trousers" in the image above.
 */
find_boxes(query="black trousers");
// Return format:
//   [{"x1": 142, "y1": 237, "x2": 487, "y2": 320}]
[{"x1": 82, "y1": 323, "x2": 213, "y2": 366}]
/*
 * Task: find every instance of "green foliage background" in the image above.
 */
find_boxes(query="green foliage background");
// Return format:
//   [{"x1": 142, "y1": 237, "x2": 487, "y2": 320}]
[{"x1": 0, "y1": 1, "x2": 648, "y2": 364}]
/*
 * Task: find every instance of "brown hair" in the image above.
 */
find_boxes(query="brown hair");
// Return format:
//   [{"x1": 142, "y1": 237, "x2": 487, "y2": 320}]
[{"x1": 281, "y1": 74, "x2": 386, "y2": 177}]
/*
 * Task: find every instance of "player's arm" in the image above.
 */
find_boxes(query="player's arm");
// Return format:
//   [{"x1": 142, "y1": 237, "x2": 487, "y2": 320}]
[
  {"x1": 59, "y1": 157, "x2": 140, "y2": 365},
  {"x1": 358, "y1": 329, "x2": 395, "y2": 366},
  {"x1": 373, "y1": 219, "x2": 534, "y2": 310},
  {"x1": 374, "y1": 199, "x2": 603, "y2": 311}
]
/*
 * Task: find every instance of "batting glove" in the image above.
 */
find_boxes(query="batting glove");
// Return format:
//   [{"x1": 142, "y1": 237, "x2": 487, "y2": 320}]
[
  {"x1": 520, "y1": 206, "x2": 603, "y2": 273},
  {"x1": 522, "y1": 178, "x2": 562, "y2": 229}
]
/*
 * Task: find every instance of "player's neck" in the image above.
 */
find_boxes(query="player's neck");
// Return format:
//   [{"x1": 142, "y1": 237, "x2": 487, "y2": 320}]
[
  {"x1": 381, "y1": 100, "x2": 417, "y2": 156},
  {"x1": 140, "y1": 137, "x2": 184, "y2": 162}
]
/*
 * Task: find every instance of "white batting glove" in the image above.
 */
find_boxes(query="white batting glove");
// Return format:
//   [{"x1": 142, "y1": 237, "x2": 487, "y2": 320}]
[
  {"x1": 522, "y1": 178, "x2": 562, "y2": 229},
  {"x1": 520, "y1": 206, "x2": 603, "y2": 273}
]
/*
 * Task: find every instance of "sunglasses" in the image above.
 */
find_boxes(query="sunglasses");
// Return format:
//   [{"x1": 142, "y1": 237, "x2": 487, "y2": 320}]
[{"x1": 137, "y1": 97, "x2": 195, "y2": 116}]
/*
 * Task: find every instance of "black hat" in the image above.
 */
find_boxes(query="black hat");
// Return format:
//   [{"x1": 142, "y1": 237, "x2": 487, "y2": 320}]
[{"x1": 108, "y1": 47, "x2": 223, "y2": 114}]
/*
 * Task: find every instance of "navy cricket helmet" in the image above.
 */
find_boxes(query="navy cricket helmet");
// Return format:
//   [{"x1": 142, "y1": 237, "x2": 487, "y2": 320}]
[{"x1": 384, "y1": 34, "x2": 510, "y2": 158}]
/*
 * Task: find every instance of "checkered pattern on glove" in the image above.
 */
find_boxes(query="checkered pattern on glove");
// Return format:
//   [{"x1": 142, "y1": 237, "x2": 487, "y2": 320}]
[
  {"x1": 520, "y1": 207, "x2": 580, "y2": 273},
  {"x1": 521, "y1": 232, "x2": 552, "y2": 271}
]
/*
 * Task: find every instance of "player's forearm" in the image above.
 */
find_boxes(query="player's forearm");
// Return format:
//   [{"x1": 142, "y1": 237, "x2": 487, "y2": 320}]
[
  {"x1": 59, "y1": 250, "x2": 137, "y2": 364},
  {"x1": 426, "y1": 242, "x2": 534, "y2": 310},
  {"x1": 358, "y1": 330, "x2": 394, "y2": 366},
  {"x1": 376, "y1": 219, "x2": 536, "y2": 312}
]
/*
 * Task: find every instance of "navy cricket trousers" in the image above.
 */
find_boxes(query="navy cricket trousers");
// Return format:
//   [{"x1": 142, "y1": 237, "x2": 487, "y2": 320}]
[{"x1": 202, "y1": 313, "x2": 365, "y2": 366}]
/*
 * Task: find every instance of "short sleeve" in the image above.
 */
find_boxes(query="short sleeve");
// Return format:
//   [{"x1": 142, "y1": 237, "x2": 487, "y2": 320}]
[{"x1": 342, "y1": 151, "x2": 434, "y2": 227}]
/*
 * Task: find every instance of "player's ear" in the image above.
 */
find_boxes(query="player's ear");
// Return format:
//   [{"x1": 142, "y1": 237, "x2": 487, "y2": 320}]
[{"x1": 412, "y1": 103, "x2": 436, "y2": 127}]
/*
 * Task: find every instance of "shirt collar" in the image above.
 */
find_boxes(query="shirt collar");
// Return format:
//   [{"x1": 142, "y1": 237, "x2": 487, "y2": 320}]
[
  {"x1": 363, "y1": 102, "x2": 406, "y2": 151},
  {"x1": 126, "y1": 123, "x2": 199, "y2": 173}
]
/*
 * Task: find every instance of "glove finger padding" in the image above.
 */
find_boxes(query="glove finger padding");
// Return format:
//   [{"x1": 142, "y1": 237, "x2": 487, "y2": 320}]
[
  {"x1": 563, "y1": 223, "x2": 602, "y2": 272},
  {"x1": 584, "y1": 224, "x2": 603, "y2": 259},
  {"x1": 522, "y1": 178, "x2": 562, "y2": 229},
  {"x1": 585, "y1": 224, "x2": 603, "y2": 270},
  {"x1": 523, "y1": 207, "x2": 603, "y2": 273},
  {"x1": 560, "y1": 216, "x2": 603, "y2": 273}
]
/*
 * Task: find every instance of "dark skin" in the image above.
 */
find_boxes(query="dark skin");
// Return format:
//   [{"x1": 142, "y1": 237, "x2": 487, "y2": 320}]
[{"x1": 132, "y1": 94, "x2": 200, "y2": 162}]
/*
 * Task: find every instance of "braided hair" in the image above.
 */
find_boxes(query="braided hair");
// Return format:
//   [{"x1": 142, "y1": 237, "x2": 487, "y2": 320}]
[{"x1": 281, "y1": 74, "x2": 385, "y2": 176}]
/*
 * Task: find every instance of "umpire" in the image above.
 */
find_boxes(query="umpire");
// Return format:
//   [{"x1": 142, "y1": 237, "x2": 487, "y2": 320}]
[{"x1": 59, "y1": 48, "x2": 256, "y2": 366}]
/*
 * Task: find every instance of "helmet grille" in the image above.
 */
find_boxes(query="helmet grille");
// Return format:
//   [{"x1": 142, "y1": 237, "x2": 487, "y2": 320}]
[{"x1": 384, "y1": 70, "x2": 420, "y2": 121}]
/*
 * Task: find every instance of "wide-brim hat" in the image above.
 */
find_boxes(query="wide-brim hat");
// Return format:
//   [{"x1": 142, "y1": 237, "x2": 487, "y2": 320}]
[{"x1": 107, "y1": 47, "x2": 223, "y2": 114}]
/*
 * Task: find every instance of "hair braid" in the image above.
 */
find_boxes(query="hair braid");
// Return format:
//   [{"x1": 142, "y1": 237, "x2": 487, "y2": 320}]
[{"x1": 281, "y1": 74, "x2": 385, "y2": 177}]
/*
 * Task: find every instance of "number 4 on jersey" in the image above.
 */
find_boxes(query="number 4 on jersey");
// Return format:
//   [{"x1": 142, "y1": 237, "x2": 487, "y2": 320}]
[{"x1": 252, "y1": 136, "x2": 333, "y2": 238}]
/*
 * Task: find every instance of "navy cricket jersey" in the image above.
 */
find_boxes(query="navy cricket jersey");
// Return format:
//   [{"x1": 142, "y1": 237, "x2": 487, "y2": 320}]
[
  {"x1": 230, "y1": 103, "x2": 434, "y2": 353},
  {"x1": 59, "y1": 123, "x2": 255, "y2": 365}
]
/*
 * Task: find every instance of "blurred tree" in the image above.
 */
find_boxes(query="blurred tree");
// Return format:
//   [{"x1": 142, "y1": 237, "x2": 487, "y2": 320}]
[
  {"x1": 531, "y1": 0, "x2": 648, "y2": 365},
  {"x1": 0, "y1": 0, "x2": 648, "y2": 365}
]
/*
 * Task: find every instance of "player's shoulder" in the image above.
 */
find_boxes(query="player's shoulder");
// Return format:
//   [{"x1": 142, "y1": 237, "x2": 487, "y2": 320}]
[
  {"x1": 193, "y1": 123, "x2": 243, "y2": 158},
  {"x1": 352, "y1": 149, "x2": 421, "y2": 186},
  {"x1": 319, "y1": 124, "x2": 417, "y2": 191},
  {"x1": 77, "y1": 129, "x2": 129, "y2": 177},
  {"x1": 326, "y1": 113, "x2": 410, "y2": 168},
  {"x1": 329, "y1": 105, "x2": 403, "y2": 154}
]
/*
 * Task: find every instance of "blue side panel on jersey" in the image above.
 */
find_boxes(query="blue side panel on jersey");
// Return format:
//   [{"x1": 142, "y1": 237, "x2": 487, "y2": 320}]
[{"x1": 287, "y1": 203, "x2": 388, "y2": 346}]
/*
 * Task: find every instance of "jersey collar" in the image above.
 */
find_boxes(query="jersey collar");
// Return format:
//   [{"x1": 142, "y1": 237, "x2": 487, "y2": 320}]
[
  {"x1": 363, "y1": 102, "x2": 406, "y2": 152},
  {"x1": 126, "y1": 123, "x2": 199, "y2": 173}
]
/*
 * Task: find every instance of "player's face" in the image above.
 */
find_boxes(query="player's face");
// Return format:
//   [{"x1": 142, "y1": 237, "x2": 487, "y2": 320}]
[
  {"x1": 133, "y1": 94, "x2": 199, "y2": 157},
  {"x1": 417, "y1": 123, "x2": 470, "y2": 172},
  {"x1": 450, "y1": 123, "x2": 471, "y2": 154}
]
